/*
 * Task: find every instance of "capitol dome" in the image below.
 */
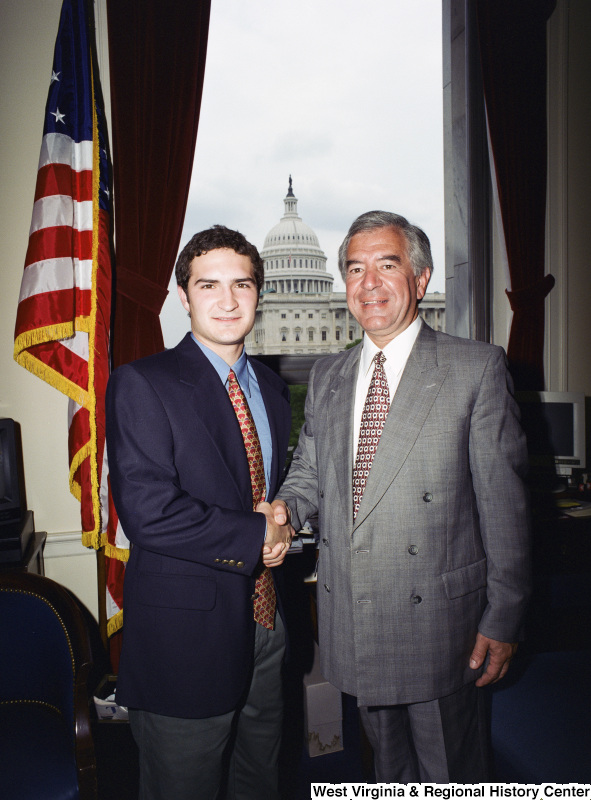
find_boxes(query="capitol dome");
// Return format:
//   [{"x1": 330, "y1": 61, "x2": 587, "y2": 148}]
[{"x1": 260, "y1": 178, "x2": 333, "y2": 295}]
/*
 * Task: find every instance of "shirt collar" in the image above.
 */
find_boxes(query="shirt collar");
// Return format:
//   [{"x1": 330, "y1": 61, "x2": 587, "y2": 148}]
[
  {"x1": 190, "y1": 335, "x2": 251, "y2": 396},
  {"x1": 360, "y1": 316, "x2": 422, "y2": 377}
]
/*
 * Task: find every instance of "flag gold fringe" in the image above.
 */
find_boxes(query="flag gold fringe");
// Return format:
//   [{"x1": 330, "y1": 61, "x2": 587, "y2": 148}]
[
  {"x1": 85, "y1": 60, "x2": 102, "y2": 552},
  {"x1": 107, "y1": 609, "x2": 123, "y2": 637},
  {"x1": 103, "y1": 540, "x2": 130, "y2": 562},
  {"x1": 14, "y1": 328, "x2": 89, "y2": 409}
]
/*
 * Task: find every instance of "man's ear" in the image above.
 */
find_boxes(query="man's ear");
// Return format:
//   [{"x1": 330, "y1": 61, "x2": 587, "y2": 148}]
[
  {"x1": 177, "y1": 284, "x2": 190, "y2": 313},
  {"x1": 416, "y1": 268, "x2": 431, "y2": 301}
]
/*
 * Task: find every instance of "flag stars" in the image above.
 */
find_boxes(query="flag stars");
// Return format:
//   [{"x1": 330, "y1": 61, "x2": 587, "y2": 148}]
[
  {"x1": 50, "y1": 70, "x2": 61, "y2": 84},
  {"x1": 50, "y1": 107, "x2": 66, "y2": 124}
]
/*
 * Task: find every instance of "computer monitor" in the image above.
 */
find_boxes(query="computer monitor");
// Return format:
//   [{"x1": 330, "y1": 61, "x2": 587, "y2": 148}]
[{"x1": 516, "y1": 391, "x2": 587, "y2": 476}]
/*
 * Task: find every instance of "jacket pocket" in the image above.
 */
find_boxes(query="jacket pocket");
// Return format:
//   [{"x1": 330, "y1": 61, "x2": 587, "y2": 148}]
[
  {"x1": 136, "y1": 572, "x2": 216, "y2": 611},
  {"x1": 442, "y1": 558, "x2": 487, "y2": 600}
]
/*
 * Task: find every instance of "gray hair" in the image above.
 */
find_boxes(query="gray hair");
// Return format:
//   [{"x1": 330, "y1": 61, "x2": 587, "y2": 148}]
[{"x1": 337, "y1": 211, "x2": 433, "y2": 281}]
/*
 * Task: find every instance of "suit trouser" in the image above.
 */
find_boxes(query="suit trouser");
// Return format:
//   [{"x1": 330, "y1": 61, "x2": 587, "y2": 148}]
[
  {"x1": 359, "y1": 680, "x2": 492, "y2": 784},
  {"x1": 129, "y1": 614, "x2": 285, "y2": 800}
]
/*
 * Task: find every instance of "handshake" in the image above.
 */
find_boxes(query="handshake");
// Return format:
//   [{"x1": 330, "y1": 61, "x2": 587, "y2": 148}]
[{"x1": 256, "y1": 500, "x2": 294, "y2": 568}]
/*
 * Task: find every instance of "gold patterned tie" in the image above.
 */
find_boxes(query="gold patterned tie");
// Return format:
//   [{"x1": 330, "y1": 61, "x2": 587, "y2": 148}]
[
  {"x1": 353, "y1": 352, "x2": 390, "y2": 519},
  {"x1": 227, "y1": 369, "x2": 276, "y2": 630}
]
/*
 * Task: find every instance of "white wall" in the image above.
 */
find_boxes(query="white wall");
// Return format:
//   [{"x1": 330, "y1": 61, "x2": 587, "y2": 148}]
[
  {"x1": 563, "y1": 0, "x2": 591, "y2": 394},
  {"x1": 0, "y1": 0, "x2": 99, "y2": 618},
  {"x1": 541, "y1": 0, "x2": 591, "y2": 394},
  {"x1": 494, "y1": 0, "x2": 591, "y2": 397}
]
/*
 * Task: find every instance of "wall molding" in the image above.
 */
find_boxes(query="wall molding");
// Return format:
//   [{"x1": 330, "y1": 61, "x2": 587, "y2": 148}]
[{"x1": 44, "y1": 532, "x2": 94, "y2": 559}]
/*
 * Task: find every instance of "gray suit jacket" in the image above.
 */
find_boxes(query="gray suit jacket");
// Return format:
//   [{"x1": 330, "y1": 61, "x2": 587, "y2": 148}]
[{"x1": 279, "y1": 323, "x2": 530, "y2": 706}]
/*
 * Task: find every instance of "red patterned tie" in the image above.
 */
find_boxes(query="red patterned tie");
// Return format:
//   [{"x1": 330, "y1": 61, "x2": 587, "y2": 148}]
[
  {"x1": 353, "y1": 352, "x2": 390, "y2": 519},
  {"x1": 227, "y1": 369, "x2": 276, "y2": 630}
]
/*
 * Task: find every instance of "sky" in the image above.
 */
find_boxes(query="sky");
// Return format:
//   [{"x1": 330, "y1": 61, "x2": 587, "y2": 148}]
[{"x1": 161, "y1": 0, "x2": 444, "y2": 347}]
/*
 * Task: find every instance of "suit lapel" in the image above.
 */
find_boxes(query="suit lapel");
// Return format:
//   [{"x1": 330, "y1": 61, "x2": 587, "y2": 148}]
[
  {"x1": 175, "y1": 334, "x2": 252, "y2": 505},
  {"x1": 249, "y1": 357, "x2": 290, "y2": 497},
  {"x1": 353, "y1": 325, "x2": 449, "y2": 530},
  {"x1": 327, "y1": 346, "x2": 361, "y2": 510}
]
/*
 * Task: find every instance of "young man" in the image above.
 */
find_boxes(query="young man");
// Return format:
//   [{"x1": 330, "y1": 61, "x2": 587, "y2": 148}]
[{"x1": 106, "y1": 225, "x2": 293, "y2": 799}]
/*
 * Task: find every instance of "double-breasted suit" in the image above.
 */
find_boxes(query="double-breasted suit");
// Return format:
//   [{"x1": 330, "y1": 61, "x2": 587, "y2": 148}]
[
  {"x1": 106, "y1": 333, "x2": 291, "y2": 719},
  {"x1": 279, "y1": 322, "x2": 530, "y2": 706}
]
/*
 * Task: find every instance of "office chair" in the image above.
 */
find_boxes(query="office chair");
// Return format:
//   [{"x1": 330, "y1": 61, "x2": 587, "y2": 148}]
[{"x1": 0, "y1": 571, "x2": 97, "y2": 799}]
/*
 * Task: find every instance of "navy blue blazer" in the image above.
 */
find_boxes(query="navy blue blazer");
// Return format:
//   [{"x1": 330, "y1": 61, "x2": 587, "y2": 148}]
[{"x1": 106, "y1": 333, "x2": 291, "y2": 719}]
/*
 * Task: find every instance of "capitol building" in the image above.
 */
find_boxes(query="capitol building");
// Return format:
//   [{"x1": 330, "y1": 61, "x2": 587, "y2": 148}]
[{"x1": 246, "y1": 180, "x2": 445, "y2": 356}]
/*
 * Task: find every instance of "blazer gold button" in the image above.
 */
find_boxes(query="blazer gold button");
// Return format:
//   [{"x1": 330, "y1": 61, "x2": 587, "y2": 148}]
[
  {"x1": 214, "y1": 558, "x2": 221, "y2": 563},
  {"x1": 408, "y1": 545, "x2": 419, "y2": 555},
  {"x1": 423, "y1": 492, "x2": 433, "y2": 502},
  {"x1": 228, "y1": 560, "x2": 236, "y2": 566},
  {"x1": 237, "y1": 562, "x2": 245, "y2": 568}
]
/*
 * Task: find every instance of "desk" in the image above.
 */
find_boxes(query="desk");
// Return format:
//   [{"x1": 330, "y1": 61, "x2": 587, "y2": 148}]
[
  {"x1": 533, "y1": 512, "x2": 591, "y2": 574},
  {"x1": 528, "y1": 512, "x2": 591, "y2": 651}
]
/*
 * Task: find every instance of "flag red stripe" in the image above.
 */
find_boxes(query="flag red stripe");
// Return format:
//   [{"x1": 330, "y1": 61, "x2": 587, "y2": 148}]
[
  {"x1": 107, "y1": 555, "x2": 126, "y2": 609},
  {"x1": 69, "y1": 405, "x2": 90, "y2": 457},
  {"x1": 34, "y1": 162, "x2": 93, "y2": 203},
  {"x1": 25, "y1": 340, "x2": 89, "y2": 388},
  {"x1": 24, "y1": 226, "x2": 93, "y2": 269},
  {"x1": 15, "y1": 289, "x2": 92, "y2": 335}
]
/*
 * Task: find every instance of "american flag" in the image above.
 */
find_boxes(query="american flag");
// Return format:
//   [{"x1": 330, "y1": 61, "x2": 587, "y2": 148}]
[{"x1": 13, "y1": 0, "x2": 128, "y2": 636}]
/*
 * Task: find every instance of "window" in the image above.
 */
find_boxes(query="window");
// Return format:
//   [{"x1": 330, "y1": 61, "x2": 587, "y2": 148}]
[
  {"x1": 308, "y1": 313, "x2": 313, "y2": 319},
  {"x1": 281, "y1": 313, "x2": 286, "y2": 319},
  {"x1": 157, "y1": 1, "x2": 445, "y2": 352},
  {"x1": 321, "y1": 330, "x2": 327, "y2": 341},
  {"x1": 308, "y1": 330, "x2": 314, "y2": 341}
]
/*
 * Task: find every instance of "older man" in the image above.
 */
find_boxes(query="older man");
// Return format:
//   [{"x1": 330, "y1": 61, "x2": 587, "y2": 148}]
[{"x1": 273, "y1": 211, "x2": 530, "y2": 782}]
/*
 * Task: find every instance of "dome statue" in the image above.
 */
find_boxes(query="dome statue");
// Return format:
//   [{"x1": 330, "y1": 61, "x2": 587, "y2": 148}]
[{"x1": 260, "y1": 178, "x2": 333, "y2": 295}]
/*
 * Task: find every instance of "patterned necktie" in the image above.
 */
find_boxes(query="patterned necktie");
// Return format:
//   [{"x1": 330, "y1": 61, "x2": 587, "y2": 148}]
[
  {"x1": 227, "y1": 369, "x2": 276, "y2": 630},
  {"x1": 353, "y1": 352, "x2": 390, "y2": 519}
]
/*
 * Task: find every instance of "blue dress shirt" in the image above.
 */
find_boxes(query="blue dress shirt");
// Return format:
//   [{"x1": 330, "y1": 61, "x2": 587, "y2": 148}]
[{"x1": 191, "y1": 336, "x2": 273, "y2": 498}]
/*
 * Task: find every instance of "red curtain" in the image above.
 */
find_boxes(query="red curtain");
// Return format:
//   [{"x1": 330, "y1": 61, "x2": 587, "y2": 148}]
[
  {"x1": 476, "y1": 0, "x2": 556, "y2": 390},
  {"x1": 105, "y1": 0, "x2": 211, "y2": 666},
  {"x1": 107, "y1": 0, "x2": 211, "y2": 366}
]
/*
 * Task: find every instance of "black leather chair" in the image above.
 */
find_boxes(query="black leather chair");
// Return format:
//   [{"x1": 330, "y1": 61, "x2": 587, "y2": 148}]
[{"x1": 0, "y1": 571, "x2": 97, "y2": 799}]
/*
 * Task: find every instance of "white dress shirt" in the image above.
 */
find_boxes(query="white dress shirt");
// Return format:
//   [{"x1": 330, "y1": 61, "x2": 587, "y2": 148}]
[{"x1": 352, "y1": 316, "x2": 422, "y2": 463}]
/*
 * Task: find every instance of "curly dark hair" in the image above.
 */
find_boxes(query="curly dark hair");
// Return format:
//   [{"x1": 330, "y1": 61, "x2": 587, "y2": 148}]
[{"x1": 175, "y1": 225, "x2": 264, "y2": 295}]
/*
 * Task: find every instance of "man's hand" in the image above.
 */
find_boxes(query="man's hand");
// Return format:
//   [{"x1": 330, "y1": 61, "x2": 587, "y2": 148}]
[
  {"x1": 256, "y1": 501, "x2": 294, "y2": 567},
  {"x1": 269, "y1": 499, "x2": 290, "y2": 526},
  {"x1": 469, "y1": 632, "x2": 518, "y2": 687}
]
